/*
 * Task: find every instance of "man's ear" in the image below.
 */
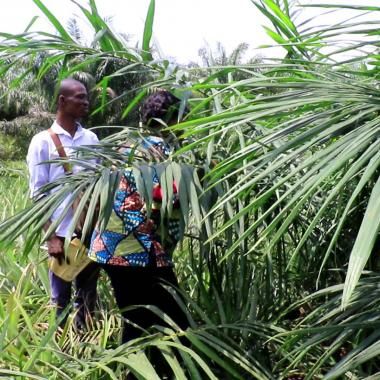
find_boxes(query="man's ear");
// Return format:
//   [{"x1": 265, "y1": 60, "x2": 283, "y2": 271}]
[{"x1": 58, "y1": 94, "x2": 65, "y2": 107}]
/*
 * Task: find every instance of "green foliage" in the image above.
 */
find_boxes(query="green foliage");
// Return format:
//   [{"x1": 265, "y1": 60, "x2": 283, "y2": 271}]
[
  {"x1": 2, "y1": 0, "x2": 380, "y2": 378},
  {"x1": 0, "y1": 70, "x2": 48, "y2": 121},
  {"x1": 0, "y1": 162, "x2": 272, "y2": 379},
  {"x1": 0, "y1": 114, "x2": 53, "y2": 160}
]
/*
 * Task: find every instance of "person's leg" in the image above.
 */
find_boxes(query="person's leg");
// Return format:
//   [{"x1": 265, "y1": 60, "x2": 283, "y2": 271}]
[
  {"x1": 49, "y1": 269, "x2": 72, "y2": 326},
  {"x1": 102, "y1": 265, "x2": 152, "y2": 343},
  {"x1": 102, "y1": 266, "x2": 188, "y2": 378},
  {"x1": 102, "y1": 266, "x2": 188, "y2": 342},
  {"x1": 150, "y1": 268, "x2": 189, "y2": 331},
  {"x1": 74, "y1": 261, "x2": 100, "y2": 329},
  {"x1": 147, "y1": 268, "x2": 189, "y2": 378}
]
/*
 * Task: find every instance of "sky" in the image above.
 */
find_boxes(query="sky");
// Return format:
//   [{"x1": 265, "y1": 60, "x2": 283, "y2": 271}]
[{"x1": 0, "y1": 0, "x2": 379, "y2": 64}]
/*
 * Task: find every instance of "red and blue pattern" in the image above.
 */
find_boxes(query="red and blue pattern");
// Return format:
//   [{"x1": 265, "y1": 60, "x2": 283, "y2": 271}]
[{"x1": 89, "y1": 163, "x2": 180, "y2": 267}]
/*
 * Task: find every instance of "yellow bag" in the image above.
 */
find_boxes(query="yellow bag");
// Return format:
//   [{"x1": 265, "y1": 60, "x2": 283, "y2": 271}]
[{"x1": 48, "y1": 238, "x2": 92, "y2": 282}]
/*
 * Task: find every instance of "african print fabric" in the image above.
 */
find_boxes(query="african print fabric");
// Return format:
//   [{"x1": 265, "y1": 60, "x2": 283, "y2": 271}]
[{"x1": 88, "y1": 137, "x2": 181, "y2": 267}]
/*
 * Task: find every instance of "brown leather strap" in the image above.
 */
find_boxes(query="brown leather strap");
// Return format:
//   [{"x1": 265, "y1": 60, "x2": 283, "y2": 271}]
[{"x1": 48, "y1": 128, "x2": 71, "y2": 173}]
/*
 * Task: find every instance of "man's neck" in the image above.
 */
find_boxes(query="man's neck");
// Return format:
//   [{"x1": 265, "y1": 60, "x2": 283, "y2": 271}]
[{"x1": 56, "y1": 114, "x2": 78, "y2": 137}]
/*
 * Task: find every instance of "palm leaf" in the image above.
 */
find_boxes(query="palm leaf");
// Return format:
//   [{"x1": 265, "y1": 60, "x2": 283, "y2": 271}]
[{"x1": 142, "y1": 0, "x2": 155, "y2": 61}]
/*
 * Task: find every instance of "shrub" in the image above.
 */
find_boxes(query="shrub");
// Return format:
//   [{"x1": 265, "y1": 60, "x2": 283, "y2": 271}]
[{"x1": 0, "y1": 113, "x2": 53, "y2": 160}]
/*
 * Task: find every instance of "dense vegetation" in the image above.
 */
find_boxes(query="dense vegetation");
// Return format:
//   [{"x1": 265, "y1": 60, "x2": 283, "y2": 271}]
[{"x1": 1, "y1": 0, "x2": 380, "y2": 378}]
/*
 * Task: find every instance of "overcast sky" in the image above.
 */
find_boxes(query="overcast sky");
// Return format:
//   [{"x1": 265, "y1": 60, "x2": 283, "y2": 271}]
[{"x1": 0, "y1": 0, "x2": 378, "y2": 63}]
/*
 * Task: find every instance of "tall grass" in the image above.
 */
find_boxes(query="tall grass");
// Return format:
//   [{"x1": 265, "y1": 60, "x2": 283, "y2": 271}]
[{"x1": 0, "y1": 161, "x2": 270, "y2": 379}]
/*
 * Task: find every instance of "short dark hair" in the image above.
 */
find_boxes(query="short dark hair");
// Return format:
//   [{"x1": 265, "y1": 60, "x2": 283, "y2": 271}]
[{"x1": 139, "y1": 89, "x2": 183, "y2": 128}]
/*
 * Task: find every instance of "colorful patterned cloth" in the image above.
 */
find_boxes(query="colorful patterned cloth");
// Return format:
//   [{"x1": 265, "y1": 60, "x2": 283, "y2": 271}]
[{"x1": 88, "y1": 137, "x2": 181, "y2": 267}]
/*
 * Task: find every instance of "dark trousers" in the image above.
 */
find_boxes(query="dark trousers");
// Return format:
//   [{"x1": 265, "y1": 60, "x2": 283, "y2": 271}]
[
  {"x1": 101, "y1": 265, "x2": 188, "y2": 343},
  {"x1": 49, "y1": 261, "x2": 100, "y2": 328}
]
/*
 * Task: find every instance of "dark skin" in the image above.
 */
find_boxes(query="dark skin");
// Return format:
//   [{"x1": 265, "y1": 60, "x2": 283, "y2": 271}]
[{"x1": 46, "y1": 79, "x2": 90, "y2": 258}]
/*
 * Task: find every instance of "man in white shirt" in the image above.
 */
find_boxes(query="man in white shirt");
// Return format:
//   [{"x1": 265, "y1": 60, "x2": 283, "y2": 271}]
[{"x1": 27, "y1": 78, "x2": 100, "y2": 328}]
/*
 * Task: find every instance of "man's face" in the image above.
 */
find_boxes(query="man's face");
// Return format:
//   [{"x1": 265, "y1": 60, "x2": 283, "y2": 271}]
[{"x1": 60, "y1": 83, "x2": 89, "y2": 119}]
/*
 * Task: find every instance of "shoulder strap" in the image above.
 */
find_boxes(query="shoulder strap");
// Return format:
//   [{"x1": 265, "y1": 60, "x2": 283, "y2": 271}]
[{"x1": 48, "y1": 128, "x2": 71, "y2": 173}]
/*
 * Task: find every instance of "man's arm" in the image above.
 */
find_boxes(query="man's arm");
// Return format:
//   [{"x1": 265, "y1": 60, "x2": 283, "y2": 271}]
[
  {"x1": 27, "y1": 135, "x2": 50, "y2": 200},
  {"x1": 27, "y1": 134, "x2": 64, "y2": 258}
]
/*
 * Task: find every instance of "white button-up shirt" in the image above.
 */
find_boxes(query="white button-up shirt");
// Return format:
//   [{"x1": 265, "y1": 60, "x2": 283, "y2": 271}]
[{"x1": 27, "y1": 121, "x2": 99, "y2": 237}]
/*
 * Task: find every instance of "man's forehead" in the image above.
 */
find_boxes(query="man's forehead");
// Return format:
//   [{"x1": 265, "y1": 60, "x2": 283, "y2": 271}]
[
  {"x1": 71, "y1": 83, "x2": 87, "y2": 92},
  {"x1": 60, "y1": 79, "x2": 87, "y2": 96},
  {"x1": 73, "y1": 85, "x2": 87, "y2": 94}
]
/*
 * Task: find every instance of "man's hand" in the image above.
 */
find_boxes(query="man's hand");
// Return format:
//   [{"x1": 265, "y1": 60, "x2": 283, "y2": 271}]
[{"x1": 47, "y1": 235, "x2": 64, "y2": 259}]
